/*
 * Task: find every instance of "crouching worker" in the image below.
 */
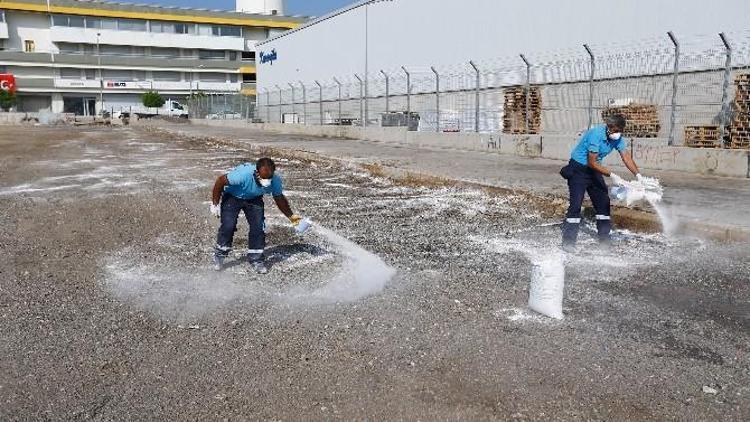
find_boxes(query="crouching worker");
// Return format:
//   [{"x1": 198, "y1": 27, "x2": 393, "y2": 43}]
[
  {"x1": 560, "y1": 115, "x2": 644, "y2": 250},
  {"x1": 210, "y1": 158, "x2": 305, "y2": 274}
]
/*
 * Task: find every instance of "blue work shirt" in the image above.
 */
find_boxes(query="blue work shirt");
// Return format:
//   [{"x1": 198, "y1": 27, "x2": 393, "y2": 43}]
[
  {"x1": 570, "y1": 125, "x2": 627, "y2": 166},
  {"x1": 224, "y1": 163, "x2": 283, "y2": 199}
]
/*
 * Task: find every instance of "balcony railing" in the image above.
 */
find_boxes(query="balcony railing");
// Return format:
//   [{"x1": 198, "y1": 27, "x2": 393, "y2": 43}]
[
  {"x1": 50, "y1": 26, "x2": 246, "y2": 51},
  {"x1": 0, "y1": 50, "x2": 249, "y2": 71},
  {"x1": 51, "y1": 79, "x2": 241, "y2": 92}
]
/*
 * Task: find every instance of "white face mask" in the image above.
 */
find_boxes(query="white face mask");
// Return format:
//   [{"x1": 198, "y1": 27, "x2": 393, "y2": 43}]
[
  {"x1": 259, "y1": 178, "x2": 272, "y2": 188},
  {"x1": 608, "y1": 132, "x2": 622, "y2": 141}
]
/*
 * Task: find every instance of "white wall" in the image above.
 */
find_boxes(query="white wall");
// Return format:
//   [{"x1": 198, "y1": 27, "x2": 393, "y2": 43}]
[
  {"x1": 6, "y1": 11, "x2": 54, "y2": 52},
  {"x1": 257, "y1": 0, "x2": 750, "y2": 89}
]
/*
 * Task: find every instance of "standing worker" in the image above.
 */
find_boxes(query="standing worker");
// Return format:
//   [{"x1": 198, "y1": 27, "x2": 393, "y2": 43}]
[
  {"x1": 210, "y1": 158, "x2": 305, "y2": 274},
  {"x1": 560, "y1": 115, "x2": 645, "y2": 250}
]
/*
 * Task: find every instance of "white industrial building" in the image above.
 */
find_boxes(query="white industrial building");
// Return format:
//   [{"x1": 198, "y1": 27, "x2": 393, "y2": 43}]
[
  {"x1": 256, "y1": 0, "x2": 750, "y2": 136},
  {"x1": 258, "y1": 0, "x2": 750, "y2": 88},
  {"x1": 0, "y1": 0, "x2": 305, "y2": 115}
]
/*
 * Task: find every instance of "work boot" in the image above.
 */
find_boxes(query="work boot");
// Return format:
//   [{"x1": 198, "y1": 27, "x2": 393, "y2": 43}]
[
  {"x1": 212, "y1": 255, "x2": 224, "y2": 272},
  {"x1": 251, "y1": 261, "x2": 268, "y2": 275}
]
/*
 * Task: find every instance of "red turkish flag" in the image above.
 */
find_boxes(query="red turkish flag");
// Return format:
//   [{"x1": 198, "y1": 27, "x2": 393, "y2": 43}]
[{"x1": 0, "y1": 74, "x2": 17, "y2": 94}]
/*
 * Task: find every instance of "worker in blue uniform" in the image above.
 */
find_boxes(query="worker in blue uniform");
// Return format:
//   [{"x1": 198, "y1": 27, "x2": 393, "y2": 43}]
[
  {"x1": 210, "y1": 157, "x2": 304, "y2": 274},
  {"x1": 560, "y1": 115, "x2": 644, "y2": 249}
]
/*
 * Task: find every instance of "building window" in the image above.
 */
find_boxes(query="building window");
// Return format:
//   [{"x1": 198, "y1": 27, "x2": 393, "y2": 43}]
[
  {"x1": 197, "y1": 24, "x2": 212, "y2": 36},
  {"x1": 243, "y1": 73, "x2": 257, "y2": 82},
  {"x1": 68, "y1": 16, "x2": 85, "y2": 28},
  {"x1": 241, "y1": 51, "x2": 256, "y2": 62},
  {"x1": 103, "y1": 70, "x2": 134, "y2": 80},
  {"x1": 100, "y1": 19, "x2": 117, "y2": 30},
  {"x1": 199, "y1": 72, "x2": 227, "y2": 83},
  {"x1": 228, "y1": 51, "x2": 238, "y2": 61},
  {"x1": 151, "y1": 21, "x2": 180, "y2": 34},
  {"x1": 84, "y1": 69, "x2": 96, "y2": 80},
  {"x1": 99, "y1": 45, "x2": 133, "y2": 56},
  {"x1": 57, "y1": 42, "x2": 82, "y2": 54},
  {"x1": 175, "y1": 23, "x2": 195, "y2": 35},
  {"x1": 60, "y1": 68, "x2": 82, "y2": 79},
  {"x1": 198, "y1": 50, "x2": 226, "y2": 60},
  {"x1": 216, "y1": 26, "x2": 242, "y2": 37},
  {"x1": 152, "y1": 71, "x2": 181, "y2": 82},
  {"x1": 86, "y1": 18, "x2": 101, "y2": 29},
  {"x1": 24, "y1": 40, "x2": 36, "y2": 53},
  {"x1": 230, "y1": 74, "x2": 239, "y2": 83},
  {"x1": 52, "y1": 15, "x2": 68, "y2": 26},
  {"x1": 118, "y1": 19, "x2": 147, "y2": 32},
  {"x1": 151, "y1": 47, "x2": 180, "y2": 58}
]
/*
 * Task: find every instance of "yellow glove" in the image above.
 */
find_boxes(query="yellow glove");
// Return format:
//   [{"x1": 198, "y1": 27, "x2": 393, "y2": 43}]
[{"x1": 289, "y1": 214, "x2": 303, "y2": 226}]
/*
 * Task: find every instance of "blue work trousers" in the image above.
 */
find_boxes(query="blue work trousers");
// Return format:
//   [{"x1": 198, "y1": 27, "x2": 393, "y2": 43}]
[
  {"x1": 561, "y1": 160, "x2": 612, "y2": 245},
  {"x1": 215, "y1": 193, "x2": 265, "y2": 262}
]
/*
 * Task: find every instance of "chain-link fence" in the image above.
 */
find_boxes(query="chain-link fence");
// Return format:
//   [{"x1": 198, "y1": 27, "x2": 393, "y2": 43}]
[
  {"x1": 187, "y1": 93, "x2": 256, "y2": 121},
  {"x1": 257, "y1": 29, "x2": 750, "y2": 147}
]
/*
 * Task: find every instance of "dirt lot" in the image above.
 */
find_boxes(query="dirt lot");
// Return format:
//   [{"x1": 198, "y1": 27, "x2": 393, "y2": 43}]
[{"x1": 0, "y1": 125, "x2": 748, "y2": 420}]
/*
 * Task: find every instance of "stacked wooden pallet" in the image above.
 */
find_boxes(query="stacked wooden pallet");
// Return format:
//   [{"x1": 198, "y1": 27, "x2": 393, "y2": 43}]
[
  {"x1": 684, "y1": 125, "x2": 721, "y2": 148},
  {"x1": 601, "y1": 104, "x2": 660, "y2": 138},
  {"x1": 730, "y1": 73, "x2": 750, "y2": 149},
  {"x1": 503, "y1": 87, "x2": 541, "y2": 134}
]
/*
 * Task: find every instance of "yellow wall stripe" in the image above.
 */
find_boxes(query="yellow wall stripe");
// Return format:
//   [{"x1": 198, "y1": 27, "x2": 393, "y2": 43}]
[
  {"x1": 0, "y1": 1, "x2": 301, "y2": 28},
  {"x1": 239, "y1": 66, "x2": 257, "y2": 74}
]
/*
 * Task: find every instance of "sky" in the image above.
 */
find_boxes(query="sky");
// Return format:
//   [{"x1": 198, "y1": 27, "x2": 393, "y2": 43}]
[{"x1": 127, "y1": 0, "x2": 355, "y2": 17}]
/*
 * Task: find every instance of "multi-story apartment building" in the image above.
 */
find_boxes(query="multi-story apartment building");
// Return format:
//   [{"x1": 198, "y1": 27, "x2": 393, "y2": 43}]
[{"x1": 0, "y1": 0, "x2": 304, "y2": 115}]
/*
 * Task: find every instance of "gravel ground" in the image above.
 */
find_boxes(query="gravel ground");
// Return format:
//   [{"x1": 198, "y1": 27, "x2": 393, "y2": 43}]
[{"x1": 0, "y1": 125, "x2": 748, "y2": 420}]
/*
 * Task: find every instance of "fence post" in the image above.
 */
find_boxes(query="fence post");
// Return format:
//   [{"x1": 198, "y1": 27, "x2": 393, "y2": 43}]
[
  {"x1": 520, "y1": 54, "x2": 532, "y2": 134},
  {"x1": 264, "y1": 89, "x2": 270, "y2": 123},
  {"x1": 380, "y1": 70, "x2": 389, "y2": 114},
  {"x1": 333, "y1": 77, "x2": 342, "y2": 124},
  {"x1": 469, "y1": 61, "x2": 480, "y2": 133},
  {"x1": 275, "y1": 85, "x2": 282, "y2": 123},
  {"x1": 355, "y1": 74, "x2": 364, "y2": 127},
  {"x1": 667, "y1": 31, "x2": 680, "y2": 145},
  {"x1": 299, "y1": 81, "x2": 307, "y2": 125},
  {"x1": 288, "y1": 83, "x2": 296, "y2": 121},
  {"x1": 584, "y1": 44, "x2": 595, "y2": 129},
  {"x1": 402, "y1": 66, "x2": 410, "y2": 114},
  {"x1": 432, "y1": 66, "x2": 440, "y2": 133},
  {"x1": 719, "y1": 32, "x2": 732, "y2": 148},
  {"x1": 316, "y1": 80, "x2": 323, "y2": 125}
]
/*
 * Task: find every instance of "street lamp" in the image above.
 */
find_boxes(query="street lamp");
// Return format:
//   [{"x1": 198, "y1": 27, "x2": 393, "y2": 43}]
[
  {"x1": 189, "y1": 64, "x2": 204, "y2": 100},
  {"x1": 362, "y1": 0, "x2": 393, "y2": 127},
  {"x1": 96, "y1": 32, "x2": 103, "y2": 116}
]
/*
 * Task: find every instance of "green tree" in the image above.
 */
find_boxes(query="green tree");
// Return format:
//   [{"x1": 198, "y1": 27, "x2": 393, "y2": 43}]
[
  {"x1": 0, "y1": 90, "x2": 17, "y2": 112},
  {"x1": 142, "y1": 91, "x2": 165, "y2": 110}
]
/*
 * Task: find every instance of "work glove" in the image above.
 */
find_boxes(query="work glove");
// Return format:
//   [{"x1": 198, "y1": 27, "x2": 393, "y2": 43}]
[
  {"x1": 610, "y1": 173, "x2": 625, "y2": 187},
  {"x1": 289, "y1": 214, "x2": 303, "y2": 226},
  {"x1": 210, "y1": 203, "x2": 221, "y2": 219}
]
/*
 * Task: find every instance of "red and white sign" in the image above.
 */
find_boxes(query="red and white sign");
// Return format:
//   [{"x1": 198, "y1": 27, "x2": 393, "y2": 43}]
[{"x1": 0, "y1": 74, "x2": 17, "y2": 93}]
